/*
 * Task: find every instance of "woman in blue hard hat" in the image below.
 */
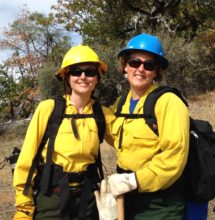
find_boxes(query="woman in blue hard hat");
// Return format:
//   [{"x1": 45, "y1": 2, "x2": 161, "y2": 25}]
[{"x1": 107, "y1": 33, "x2": 190, "y2": 219}]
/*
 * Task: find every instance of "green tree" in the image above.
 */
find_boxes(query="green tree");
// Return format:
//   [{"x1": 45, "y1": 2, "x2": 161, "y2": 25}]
[
  {"x1": 0, "y1": 65, "x2": 23, "y2": 120},
  {"x1": 0, "y1": 7, "x2": 71, "y2": 77},
  {"x1": 53, "y1": 0, "x2": 214, "y2": 43},
  {"x1": 0, "y1": 7, "x2": 72, "y2": 120},
  {"x1": 38, "y1": 63, "x2": 64, "y2": 100},
  {"x1": 163, "y1": 34, "x2": 215, "y2": 95},
  {"x1": 52, "y1": 0, "x2": 215, "y2": 97}
]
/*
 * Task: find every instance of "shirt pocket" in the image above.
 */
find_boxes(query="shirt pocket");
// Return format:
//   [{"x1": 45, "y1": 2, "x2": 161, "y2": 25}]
[
  {"x1": 55, "y1": 118, "x2": 75, "y2": 148},
  {"x1": 58, "y1": 118, "x2": 74, "y2": 134},
  {"x1": 132, "y1": 123, "x2": 158, "y2": 148},
  {"x1": 85, "y1": 119, "x2": 99, "y2": 153}
]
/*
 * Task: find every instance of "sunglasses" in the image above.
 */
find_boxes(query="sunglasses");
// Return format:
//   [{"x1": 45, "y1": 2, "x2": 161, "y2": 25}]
[
  {"x1": 68, "y1": 67, "x2": 98, "y2": 77},
  {"x1": 127, "y1": 58, "x2": 158, "y2": 71}
]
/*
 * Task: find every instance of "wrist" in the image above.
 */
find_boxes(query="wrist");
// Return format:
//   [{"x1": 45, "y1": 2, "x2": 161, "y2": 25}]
[{"x1": 126, "y1": 173, "x2": 137, "y2": 190}]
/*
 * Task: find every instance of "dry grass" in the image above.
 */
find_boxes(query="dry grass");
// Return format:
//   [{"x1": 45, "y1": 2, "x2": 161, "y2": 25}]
[
  {"x1": 0, "y1": 91, "x2": 215, "y2": 219},
  {"x1": 189, "y1": 91, "x2": 215, "y2": 126},
  {"x1": 0, "y1": 121, "x2": 27, "y2": 220}
]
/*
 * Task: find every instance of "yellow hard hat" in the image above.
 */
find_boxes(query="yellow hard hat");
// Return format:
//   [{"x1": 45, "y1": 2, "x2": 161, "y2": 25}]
[{"x1": 56, "y1": 44, "x2": 108, "y2": 80}]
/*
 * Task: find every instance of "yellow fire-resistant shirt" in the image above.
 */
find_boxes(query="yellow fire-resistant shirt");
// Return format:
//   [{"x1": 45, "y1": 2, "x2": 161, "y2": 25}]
[
  {"x1": 110, "y1": 84, "x2": 190, "y2": 193},
  {"x1": 13, "y1": 95, "x2": 115, "y2": 211}
]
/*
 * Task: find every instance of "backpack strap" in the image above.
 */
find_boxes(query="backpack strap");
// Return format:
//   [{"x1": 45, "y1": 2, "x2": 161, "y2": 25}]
[
  {"x1": 92, "y1": 101, "x2": 106, "y2": 144},
  {"x1": 53, "y1": 101, "x2": 105, "y2": 180},
  {"x1": 24, "y1": 98, "x2": 105, "y2": 196},
  {"x1": 63, "y1": 101, "x2": 105, "y2": 144},
  {"x1": 92, "y1": 101, "x2": 105, "y2": 180},
  {"x1": 115, "y1": 92, "x2": 147, "y2": 149},
  {"x1": 64, "y1": 113, "x2": 95, "y2": 139},
  {"x1": 115, "y1": 92, "x2": 129, "y2": 117},
  {"x1": 114, "y1": 86, "x2": 188, "y2": 148},
  {"x1": 144, "y1": 85, "x2": 188, "y2": 135},
  {"x1": 40, "y1": 96, "x2": 66, "y2": 194},
  {"x1": 62, "y1": 102, "x2": 105, "y2": 181},
  {"x1": 23, "y1": 96, "x2": 66, "y2": 195}
]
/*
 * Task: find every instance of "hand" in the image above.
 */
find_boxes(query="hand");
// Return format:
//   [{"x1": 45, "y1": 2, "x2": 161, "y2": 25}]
[
  {"x1": 94, "y1": 179, "x2": 118, "y2": 220},
  {"x1": 108, "y1": 173, "x2": 137, "y2": 196}
]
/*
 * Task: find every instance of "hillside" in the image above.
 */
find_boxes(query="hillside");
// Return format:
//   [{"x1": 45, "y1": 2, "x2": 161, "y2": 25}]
[{"x1": 0, "y1": 91, "x2": 215, "y2": 220}]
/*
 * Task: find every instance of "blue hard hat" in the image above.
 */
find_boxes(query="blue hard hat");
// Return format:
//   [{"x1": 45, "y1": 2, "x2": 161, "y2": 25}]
[{"x1": 118, "y1": 33, "x2": 169, "y2": 69}]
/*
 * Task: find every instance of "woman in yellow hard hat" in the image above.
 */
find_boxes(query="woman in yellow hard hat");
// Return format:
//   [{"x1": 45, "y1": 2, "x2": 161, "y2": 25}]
[{"x1": 13, "y1": 45, "x2": 115, "y2": 220}]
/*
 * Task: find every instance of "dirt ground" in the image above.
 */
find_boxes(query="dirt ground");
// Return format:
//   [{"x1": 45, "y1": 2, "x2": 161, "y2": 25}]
[{"x1": 0, "y1": 166, "x2": 16, "y2": 220}]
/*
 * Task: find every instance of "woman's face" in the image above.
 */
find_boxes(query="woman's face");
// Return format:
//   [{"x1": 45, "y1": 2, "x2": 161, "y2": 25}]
[
  {"x1": 66, "y1": 63, "x2": 98, "y2": 96},
  {"x1": 124, "y1": 51, "x2": 158, "y2": 94}
]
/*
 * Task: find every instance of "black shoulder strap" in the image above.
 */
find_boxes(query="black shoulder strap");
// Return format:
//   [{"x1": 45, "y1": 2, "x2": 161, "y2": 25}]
[
  {"x1": 92, "y1": 102, "x2": 105, "y2": 180},
  {"x1": 115, "y1": 92, "x2": 129, "y2": 116},
  {"x1": 144, "y1": 85, "x2": 188, "y2": 135},
  {"x1": 115, "y1": 91, "x2": 146, "y2": 149},
  {"x1": 113, "y1": 86, "x2": 188, "y2": 148},
  {"x1": 92, "y1": 101, "x2": 106, "y2": 144},
  {"x1": 91, "y1": 102, "x2": 105, "y2": 180},
  {"x1": 24, "y1": 96, "x2": 66, "y2": 195},
  {"x1": 40, "y1": 96, "x2": 66, "y2": 194},
  {"x1": 63, "y1": 101, "x2": 106, "y2": 143},
  {"x1": 115, "y1": 91, "x2": 147, "y2": 119}
]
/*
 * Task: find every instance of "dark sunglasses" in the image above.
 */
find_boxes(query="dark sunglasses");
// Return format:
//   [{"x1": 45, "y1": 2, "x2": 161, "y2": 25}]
[
  {"x1": 127, "y1": 58, "x2": 158, "y2": 71},
  {"x1": 68, "y1": 67, "x2": 98, "y2": 77}
]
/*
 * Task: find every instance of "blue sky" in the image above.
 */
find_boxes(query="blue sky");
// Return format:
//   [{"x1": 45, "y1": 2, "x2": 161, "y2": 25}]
[
  {"x1": 0, "y1": 0, "x2": 58, "y2": 30},
  {"x1": 0, "y1": 0, "x2": 82, "y2": 63}
]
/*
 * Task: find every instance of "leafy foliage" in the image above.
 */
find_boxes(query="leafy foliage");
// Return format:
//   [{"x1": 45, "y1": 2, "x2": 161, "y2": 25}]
[
  {"x1": 0, "y1": 7, "x2": 72, "y2": 121},
  {"x1": 0, "y1": 65, "x2": 36, "y2": 121},
  {"x1": 52, "y1": 0, "x2": 215, "y2": 102},
  {"x1": 38, "y1": 63, "x2": 64, "y2": 100},
  {"x1": 0, "y1": 7, "x2": 71, "y2": 77},
  {"x1": 165, "y1": 36, "x2": 215, "y2": 95},
  {"x1": 53, "y1": 0, "x2": 214, "y2": 42}
]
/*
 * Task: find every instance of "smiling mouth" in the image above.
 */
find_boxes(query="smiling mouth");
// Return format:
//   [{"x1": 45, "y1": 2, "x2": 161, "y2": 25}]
[
  {"x1": 77, "y1": 81, "x2": 89, "y2": 85},
  {"x1": 78, "y1": 83, "x2": 88, "y2": 86},
  {"x1": 133, "y1": 74, "x2": 150, "y2": 82},
  {"x1": 134, "y1": 73, "x2": 145, "y2": 77}
]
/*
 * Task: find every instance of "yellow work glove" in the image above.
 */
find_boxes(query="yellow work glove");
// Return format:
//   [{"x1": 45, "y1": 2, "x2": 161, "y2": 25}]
[
  {"x1": 94, "y1": 179, "x2": 118, "y2": 220},
  {"x1": 108, "y1": 173, "x2": 137, "y2": 197},
  {"x1": 13, "y1": 203, "x2": 35, "y2": 220}
]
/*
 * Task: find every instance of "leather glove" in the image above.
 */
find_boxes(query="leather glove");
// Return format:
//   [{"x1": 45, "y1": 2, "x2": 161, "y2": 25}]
[
  {"x1": 14, "y1": 203, "x2": 35, "y2": 220},
  {"x1": 94, "y1": 179, "x2": 118, "y2": 220},
  {"x1": 108, "y1": 173, "x2": 137, "y2": 197}
]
